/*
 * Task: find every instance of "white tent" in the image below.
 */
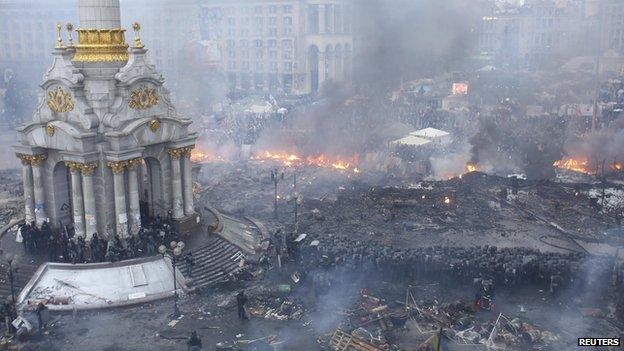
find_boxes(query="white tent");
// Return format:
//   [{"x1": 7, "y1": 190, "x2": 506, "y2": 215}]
[
  {"x1": 392, "y1": 135, "x2": 432, "y2": 147},
  {"x1": 410, "y1": 127, "x2": 450, "y2": 139}
]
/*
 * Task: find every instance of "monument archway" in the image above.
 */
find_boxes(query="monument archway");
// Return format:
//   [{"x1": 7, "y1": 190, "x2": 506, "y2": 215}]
[
  {"x1": 142, "y1": 157, "x2": 164, "y2": 219},
  {"x1": 52, "y1": 162, "x2": 71, "y2": 230}
]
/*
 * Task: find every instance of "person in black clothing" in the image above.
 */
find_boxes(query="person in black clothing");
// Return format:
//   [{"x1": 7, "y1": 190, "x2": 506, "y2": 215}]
[
  {"x1": 47, "y1": 235, "x2": 57, "y2": 262},
  {"x1": 236, "y1": 290, "x2": 248, "y2": 320},
  {"x1": 185, "y1": 252, "x2": 195, "y2": 277},
  {"x1": 90, "y1": 233, "x2": 101, "y2": 262},
  {"x1": 187, "y1": 331, "x2": 202, "y2": 350},
  {"x1": 35, "y1": 302, "x2": 47, "y2": 330}
]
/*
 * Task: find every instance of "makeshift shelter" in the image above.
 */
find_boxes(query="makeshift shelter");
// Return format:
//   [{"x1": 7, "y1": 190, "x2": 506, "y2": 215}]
[
  {"x1": 392, "y1": 135, "x2": 432, "y2": 147},
  {"x1": 410, "y1": 128, "x2": 451, "y2": 144}
]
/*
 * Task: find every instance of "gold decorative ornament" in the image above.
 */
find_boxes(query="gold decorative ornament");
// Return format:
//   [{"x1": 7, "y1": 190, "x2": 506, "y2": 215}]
[
  {"x1": 167, "y1": 148, "x2": 185, "y2": 160},
  {"x1": 80, "y1": 163, "x2": 98, "y2": 176},
  {"x1": 56, "y1": 23, "x2": 64, "y2": 48},
  {"x1": 132, "y1": 22, "x2": 144, "y2": 49},
  {"x1": 107, "y1": 161, "x2": 127, "y2": 174},
  {"x1": 45, "y1": 124, "x2": 55, "y2": 136},
  {"x1": 30, "y1": 154, "x2": 47, "y2": 166},
  {"x1": 148, "y1": 118, "x2": 161, "y2": 132},
  {"x1": 66, "y1": 23, "x2": 74, "y2": 47},
  {"x1": 182, "y1": 145, "x2": 195, "y2": 157},
  {"x1": 126, "y1": 157, "x2": 143, "y2": 170},
  {"x1": 72, "y1": 28, "x2": 129, "y2": 62},
  {"x1": 64, "y1": 161, "x2": 82, "y2": 173},
  {"x1": 129, "y1": 86, "x2": 158, "y2": 110},
  {"x1": 16, "y1": 154, "x2": 31, "y2": 166},
  {"x1": 46, "y1": 87, "x2": 75, "y2": 113}
]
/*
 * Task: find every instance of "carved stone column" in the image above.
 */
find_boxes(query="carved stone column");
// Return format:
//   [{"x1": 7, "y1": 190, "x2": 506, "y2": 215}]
[
  {"x1": 181, "y1": 146, "x2": 195, "y2": 216},
  {"x1": 17, "y1": 155, "x2": 35, "y2": 223},
  {"x1": 168, "y1": 148, "x2": 184, "y2": 219},
  {"x1": 80, "y1": 163, "x2": 98, "y2": 240},
  {"x1": 127, "y1": 158, "x2": 142, "y2": 235},
  {"x1": 319, "y1": 4, "x2": 326, "y2": 34},
  {"x1": 108, "y1": 161, "x2": 129, "y2": 238},
  {"x1": 30, "y1": 154, "x2": 47, "y2": 225},
  {"x1": 66, "y1": 162, "x2": 86, "y2": 238}
]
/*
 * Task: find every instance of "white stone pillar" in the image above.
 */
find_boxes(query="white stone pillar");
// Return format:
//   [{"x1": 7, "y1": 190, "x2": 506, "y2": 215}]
[
  {"x1": 127, "y1": 158, "x2": 142, "y2": 235},
  {"x1": 18, "y1": 155, "x2": 36, "y2": 223},
  {"x1": 318, "y1": 51, "x2": 326, "y2": 89},
  {"x1": 168, "y1": 149, "x2": 184, "y2": 219},
  {"x1": 182, "y1": 148, "x2": 194, "y2": 216},
  {"x1": 67, "y1": 162, "x2": 86, "y2": 238},
  {"x1": 78, "y1": 0, "x2": 122, "y2": 30},
  {"x1": 319, "y1": 4, "x2": 326, "y2": 34},
  {"x1": 108, "y1": 161, "x2": 128, "y2": 238},
  {"x1": 31, "y1": 154, "x2": 47, "y2": 225},
  {"x1": 80, "y1": 163, "x2": 98, "y2": 240}
]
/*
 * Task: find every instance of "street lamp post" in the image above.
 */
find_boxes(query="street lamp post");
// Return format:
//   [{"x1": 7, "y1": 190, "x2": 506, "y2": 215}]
[
  {"x1": 159, "y1": 240, "x2": 185, "y2": 318},
  {"x1": 270, "y1": 168, "x2": 284, "y2": 219},
  {"x1": 286, "y1": 192, "x2": 303, "y2": 231},
  {"x1": 6, "y1": 255, "x2": 15, "y2": 305}
]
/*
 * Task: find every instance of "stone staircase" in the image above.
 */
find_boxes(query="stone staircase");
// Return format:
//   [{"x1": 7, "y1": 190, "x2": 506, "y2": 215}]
[
  {"x1": 177, "y1": 236, "x2": 245, "y2": 290},
  {"x1": 0, "y1": 260, "x2": 39, "y2": 302}
]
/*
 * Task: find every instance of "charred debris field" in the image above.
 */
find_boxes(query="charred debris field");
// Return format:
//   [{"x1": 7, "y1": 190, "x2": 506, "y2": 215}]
[{"x1": 199, "y1": 162, "x2": 623, "y2": 252}]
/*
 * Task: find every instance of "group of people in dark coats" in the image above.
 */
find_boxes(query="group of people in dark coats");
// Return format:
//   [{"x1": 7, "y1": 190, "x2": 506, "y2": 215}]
[{"x1": 17, "y1": 215, "x2": 183, "y2": 264}]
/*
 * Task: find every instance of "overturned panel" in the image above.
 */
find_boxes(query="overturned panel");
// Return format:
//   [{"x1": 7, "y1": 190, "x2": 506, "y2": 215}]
[{"x1": 17, "y1": 256, "x2": 187, "y2": 311}]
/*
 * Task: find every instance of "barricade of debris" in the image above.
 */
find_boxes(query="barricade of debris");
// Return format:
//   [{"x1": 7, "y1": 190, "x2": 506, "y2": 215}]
[
  {"x1": 322, "y1": 288, "x2": 561, "y2": 351},
  {"x1": 247, "y1": 295, "x2": 304, "y2": 321}
]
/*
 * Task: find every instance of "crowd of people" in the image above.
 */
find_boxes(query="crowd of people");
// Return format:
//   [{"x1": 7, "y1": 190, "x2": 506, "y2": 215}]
[
  {"x1": 17, "y1": 215, "x2": 184, "y2": 264},
  {"x1": 261, "y1": 228, "x2": 615, "y2": 299}
]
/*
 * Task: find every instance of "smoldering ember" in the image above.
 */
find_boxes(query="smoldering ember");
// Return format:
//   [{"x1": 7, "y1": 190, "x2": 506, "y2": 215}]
[{"x1": 1, "y1": 1, "x2": 624, "y2": 351}]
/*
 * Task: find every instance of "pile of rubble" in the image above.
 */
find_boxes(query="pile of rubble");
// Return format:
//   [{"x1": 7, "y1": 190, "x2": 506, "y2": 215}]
[
  {"x1": 247, "y1": 296, "x2": 304, "y2": 321},
  {"x1": 321, "y1": 290, "x2": 561, "y2": 351}
]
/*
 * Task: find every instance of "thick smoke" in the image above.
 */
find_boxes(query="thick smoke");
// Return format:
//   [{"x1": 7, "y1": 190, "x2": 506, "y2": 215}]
[
  {"x1": 354, "y1": 0, "x2": 484, "y2": 91},
  {"x1": 469, "y1": 113, "x2": 565, "y2": 179},
  {"x1": 562, "y1": 114, "x2": 624, "y2": 168},
  {"x1": 255, "y1": 0, "x2": 486, "y2": 158}
]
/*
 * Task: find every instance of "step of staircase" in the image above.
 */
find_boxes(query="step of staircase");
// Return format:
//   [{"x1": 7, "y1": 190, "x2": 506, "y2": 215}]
[{"x1": 177, "y1": 236, "x2": 244, "y2": 290}]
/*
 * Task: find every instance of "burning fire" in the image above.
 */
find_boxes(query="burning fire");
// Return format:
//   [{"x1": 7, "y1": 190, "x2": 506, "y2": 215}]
[
  {"x1": 465, "y1": 163, "x2": 477, "y2": 173},
  {"x1": 553, "y1": 157, "x2": 591, "y2": 174},
  {"x1": 553, "y1": 157, "x2": 623, "y2": 174},
  {"x1": 251, "y1": 151, "x2": 360, "y2": 172},
  {"x1": 191, "y1": 149, "x2": 225, "y2": 163}
]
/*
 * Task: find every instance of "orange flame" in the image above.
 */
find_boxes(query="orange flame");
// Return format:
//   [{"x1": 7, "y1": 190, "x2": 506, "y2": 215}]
[
  {"x1": 466, "y1": 163, "x2": 477, "y2": 173},
  {"x1": 553, "y1": 157, "x2": 591, "y2": 174},
  {"x1": 251, "y1": 150, "x2": 359, "y2": 172}
]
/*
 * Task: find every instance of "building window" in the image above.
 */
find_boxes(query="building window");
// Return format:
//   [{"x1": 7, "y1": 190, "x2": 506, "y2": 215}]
[
  {"x1": 283, "y1": 62, "x2": 292, "y2": 72},
  {"x1": 283, "y1": 51, "x2": 292, "y2": 60},
  {"x1": 283, "y1": 27, "x2": 292, "y2": 35},
  {"x1": 269, "y1": 50, "x2": 278, "y2": 59},
  {"x1": 283, "y1": 5, "x2": 293, "y2": 13},
  {"x1": 242, "y1": 61, "x2": 250, "y2": 70},
  {"x1": 228, "y1": 61, "x2": 236, "y2": 70},
  {"x1": 254, "y1": 6, "x2": 263, "y2": 14},
  {"x1": 256, "y1": 50, "x2": 264, "y2": 59},
  {"x1": 283, "y1": 17, "x2": 293, "y2": 26},
  {"x1": 268, "y1": 39, "x2": 277, "y2": 48},
  {"x1": 255, "y1": 17, "x2": 263, "y2": 27},
  {"x1": 270, "y1": 62, "x2": 278, "y2": 71},
  {"x1": 240, "y1": 40, "x2": 249, "y2": 48},
  {"x1": 269, "y1": 28, "x2": 278, "y2": 36},
  {"x1": 255, "y1": 61, "x2": 263, "y2": 70},
  {"x1": 227, "y1": 17, "x2": 235, "y2": 26},
  {"x1": 282, "y1": 39, "x2": 293, "y2": 49},
  {"x1": 254, "y1": 39, "x2": 263, "y2": 48},
  {"x1": 269, "y1": 17, "x2": 277, "y2": 25},
  {"x1": 269, "y1": 6, "x2": 277, "y2": 14}
]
